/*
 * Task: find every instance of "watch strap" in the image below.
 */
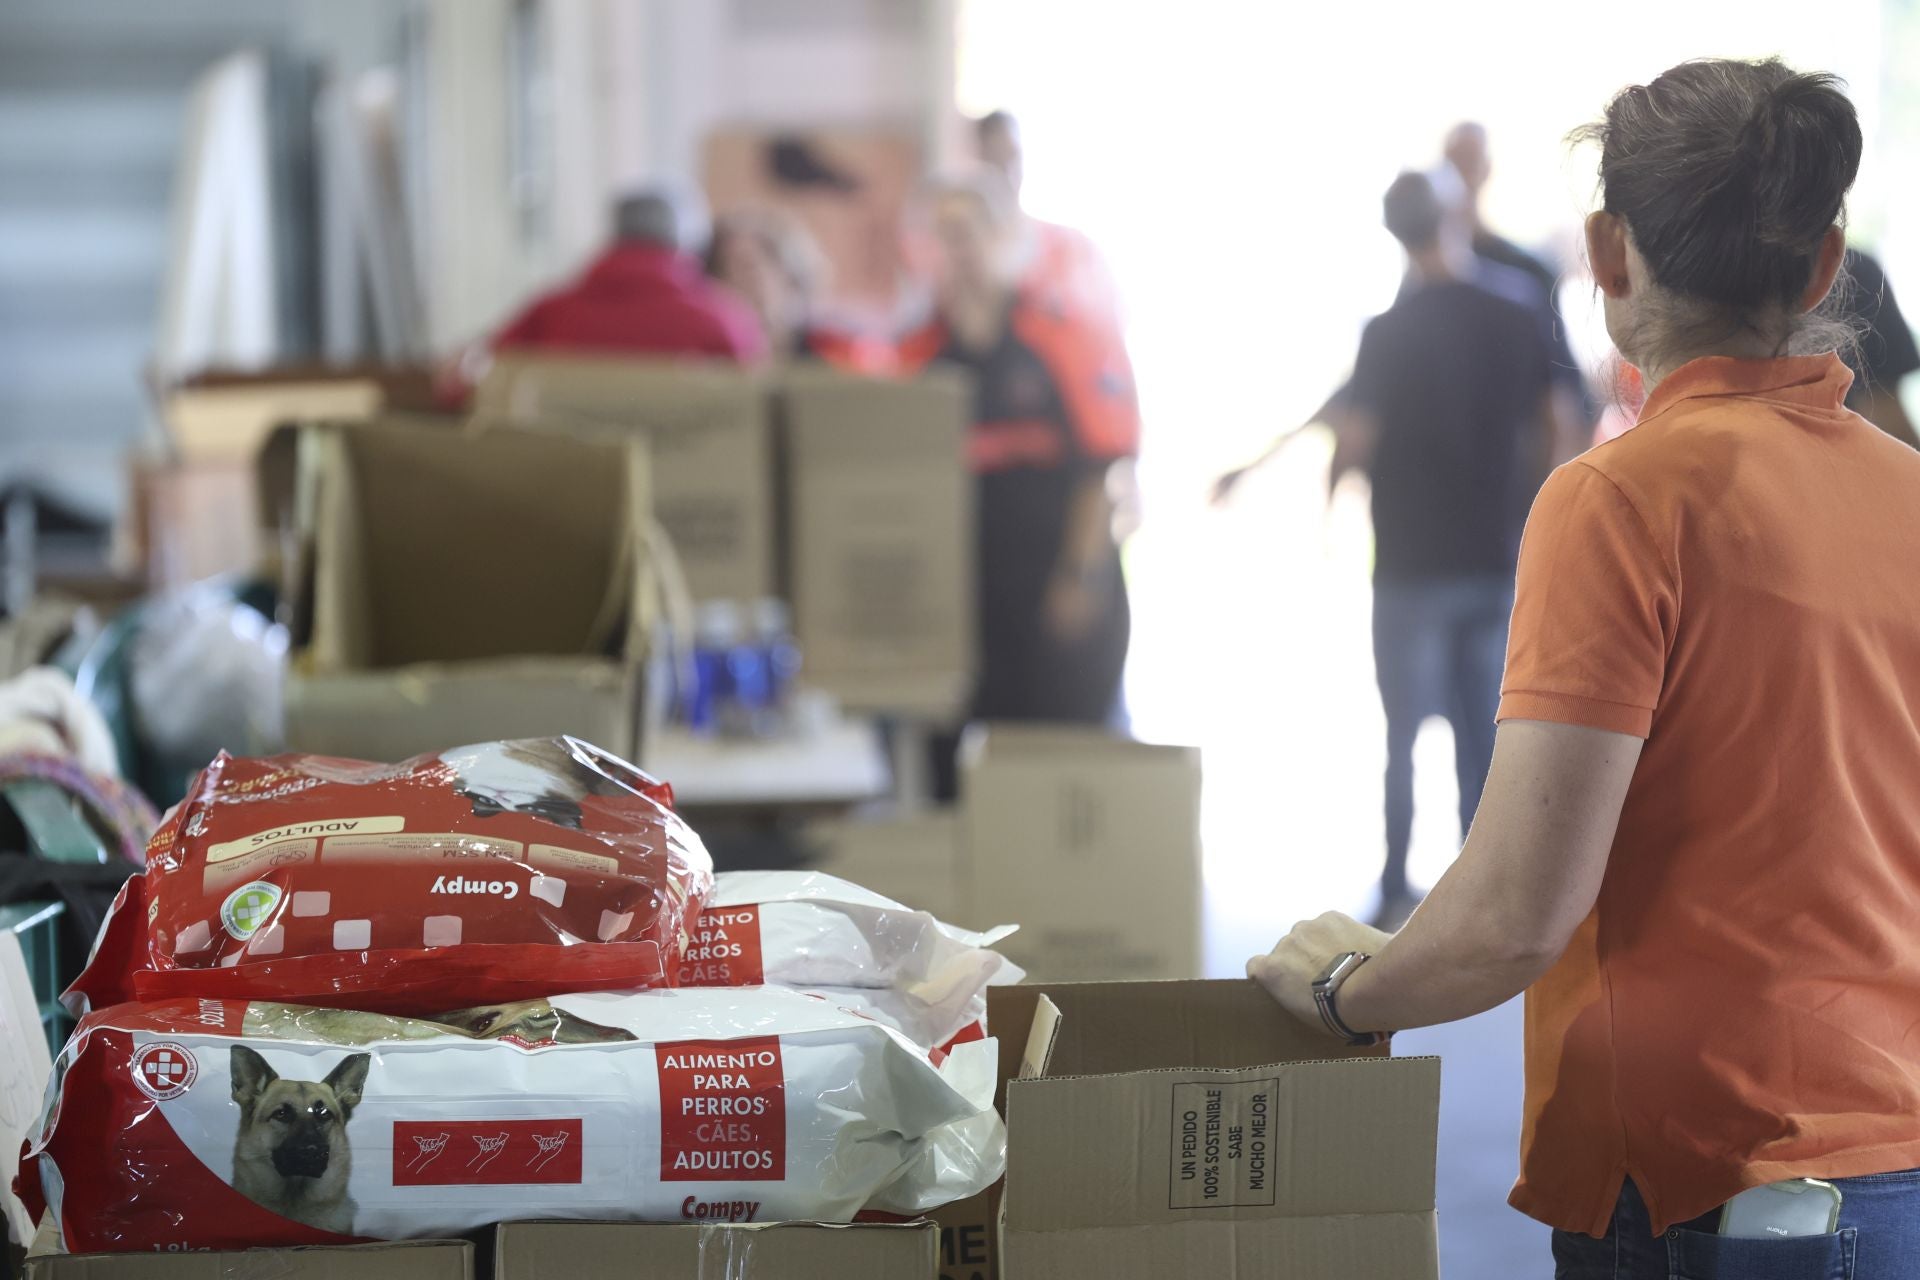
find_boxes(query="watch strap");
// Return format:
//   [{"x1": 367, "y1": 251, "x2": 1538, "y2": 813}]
[{"x1": 1313, "y1": 951, "x2": 1387, "y2": 1047}]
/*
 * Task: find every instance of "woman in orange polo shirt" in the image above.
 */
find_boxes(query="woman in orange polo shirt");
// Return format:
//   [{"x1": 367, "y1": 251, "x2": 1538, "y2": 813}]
[{"x1": 1251, "y1": 59, "x2": 1920, "y2": 1277}]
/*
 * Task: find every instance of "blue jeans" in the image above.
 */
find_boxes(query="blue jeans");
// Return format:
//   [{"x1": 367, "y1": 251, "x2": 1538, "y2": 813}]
[
  {"x1": 1371, "y1": 575, "x2": 1511, "y2": 899},
  {"x1": 1553, "y1": 1173, "x2": 1920, "y2": 1278}
]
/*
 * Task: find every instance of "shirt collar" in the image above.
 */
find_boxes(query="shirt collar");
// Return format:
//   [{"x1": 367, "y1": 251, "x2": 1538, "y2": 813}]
[{"x1": 1638, "y1": 353, "x2": 1854, "y2": 424}]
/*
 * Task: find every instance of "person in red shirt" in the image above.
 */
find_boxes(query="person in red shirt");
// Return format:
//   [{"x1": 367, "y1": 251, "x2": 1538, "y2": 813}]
[{"x1": 492, "y1": 189, "x2": 766, "y2": 361}]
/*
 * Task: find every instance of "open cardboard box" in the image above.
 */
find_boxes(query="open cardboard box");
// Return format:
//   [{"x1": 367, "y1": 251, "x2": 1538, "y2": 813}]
[
  {"x1": 779, "y1": 365, "x2": 975, "y2": 721},
  {"x1": 284, "y1": 418, "x2": 652, "y2": 761},
  {"x1": 474, "y1": 355, "x2": 775, "y2": 607},
  {"x1": 493, "y1": 1221, "x2": 935, "y2": 1279},
  {"x1": 987, "y1": 980, "x2": 1440, "y2": 1280}
]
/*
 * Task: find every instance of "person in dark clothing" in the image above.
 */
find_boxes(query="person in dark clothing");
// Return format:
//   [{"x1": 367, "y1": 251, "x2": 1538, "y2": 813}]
[
  {"x1": 1840, "y1": 247, "x2": 1920, "y2": 447},
  {"x1": 1342, "y1": 171, "x2": 1579, "y2": 926},
  {"x1": 492, "y1": 189, "x2": 766, "y2": 361},
  {"x1": 901, "y1": 173, "x2": 1139, "y2": 738}
]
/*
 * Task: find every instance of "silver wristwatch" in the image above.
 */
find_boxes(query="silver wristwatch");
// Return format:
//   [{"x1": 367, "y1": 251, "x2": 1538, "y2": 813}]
[{"x1": 1311, "y1": 951, "x2": 1387, "y2": 1047}]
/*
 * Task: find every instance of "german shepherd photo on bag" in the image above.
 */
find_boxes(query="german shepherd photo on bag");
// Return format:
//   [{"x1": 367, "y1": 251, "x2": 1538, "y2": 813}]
[{"x1": 230, "y1": 1046, "x2": 370, "y2": 1234}]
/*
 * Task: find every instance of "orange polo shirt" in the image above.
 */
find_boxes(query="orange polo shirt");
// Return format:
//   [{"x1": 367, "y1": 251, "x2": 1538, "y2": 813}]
[{"x1": 1500, "y1": 354, "x2": 1920, "y2": 1237}]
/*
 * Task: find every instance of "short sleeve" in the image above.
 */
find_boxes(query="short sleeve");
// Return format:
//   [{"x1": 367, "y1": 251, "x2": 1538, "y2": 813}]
[
  {"x1": 1498, "y1": 463, "x2": 1676, "y2": 738},
  {"x1": 1016, "y1": 304, "x2": 1141, "y2": 461},
  {"x1": 1346, "y1": 320, "x2": 1386, "y2": 416}
]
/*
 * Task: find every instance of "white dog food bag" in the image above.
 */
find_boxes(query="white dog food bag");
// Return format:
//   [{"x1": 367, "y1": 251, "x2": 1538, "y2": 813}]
[
  {"x1": 676, "y1": 872, "x2": 1020, "y2": 1052},
  {"x1": 21, "y1": 987, "x2": 1003, "y2": 1253}
]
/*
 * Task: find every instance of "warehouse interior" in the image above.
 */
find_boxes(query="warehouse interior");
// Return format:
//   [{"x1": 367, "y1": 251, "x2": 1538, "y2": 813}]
[{"x1": 5, "y1": 2, "x2": 1920, "y2": 1276}]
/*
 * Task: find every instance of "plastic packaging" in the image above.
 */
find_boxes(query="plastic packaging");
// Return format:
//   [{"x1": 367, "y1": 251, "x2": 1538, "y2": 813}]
[
  {"x1": 65, "y1": 738, "x2": 713, "y2": 1018},
  {"x1": 21, "y1": 987, "x2": 1003, "y2": 1251},
  {"x1": 676, "y1": 871, "x2": 1020, "y2": 1051}
]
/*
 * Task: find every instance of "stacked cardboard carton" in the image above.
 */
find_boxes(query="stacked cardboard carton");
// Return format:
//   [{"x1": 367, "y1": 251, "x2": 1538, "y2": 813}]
[
  {"x1": 476, "y1": 356, "x2": 975, "y2": 722},
  {"x1": 813, "y1": 727, "x2": 1205, "y2": 984}
]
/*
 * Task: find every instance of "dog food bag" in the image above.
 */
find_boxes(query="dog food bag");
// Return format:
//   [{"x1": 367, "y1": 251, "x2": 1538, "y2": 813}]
[
  {"x1": 66, "y1": 738, "x2": 714, "y2": 1017},
  {"x1": 20, "y1": 987, "x2": 1004, "y2": 1252},
  {"x1": 676, "y1": 871, "x2": 1020, "y2": 1053},
  {"x1": 678, "y1": 870, "x2": 1019, "y2": 990}
]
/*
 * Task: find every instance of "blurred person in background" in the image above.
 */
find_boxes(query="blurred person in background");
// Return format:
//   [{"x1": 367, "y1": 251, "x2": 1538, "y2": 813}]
[
  {"x1": 974, "y1": 110, "x2": 1122, "y2": 326},
  {"x1": 1445, "y1": 122, "x2": 1564, "y2": 316},
  {"x1": 1252, "y1": 60, "x2": 1920, "y2": 1276},
  {"x1": 1219, "y1": 170, "x2": 1575, "y2": 929},
  {"x1": 491, "y1": 188, "x2": 766, "y2": 361},
  {"x1": 705, "y1": 208, "x2": 884, "y2": 370},
  {"x1": 902, "y1": 173, "x2": 1139, "y2": 792},
  {"x1": 1840, "y1": 248, "x2": 1919, "y2": 447}
]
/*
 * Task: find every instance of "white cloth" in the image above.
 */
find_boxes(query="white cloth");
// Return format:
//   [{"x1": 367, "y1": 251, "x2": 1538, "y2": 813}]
[{"x1": 0, "y1": 667, "x2": 119, "y2": 776}]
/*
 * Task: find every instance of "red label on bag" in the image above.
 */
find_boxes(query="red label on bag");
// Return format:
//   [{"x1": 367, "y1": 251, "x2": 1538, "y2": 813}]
[
  {"x1": 675, "y1": 906, "x2": 766, "y2": 986},
  {"x1": 391, "y1": 1118, "x2": 584, "y2": 1186},
  {"x1": 656, "y1": 1037, "x2": 785, "y2": 1182}
]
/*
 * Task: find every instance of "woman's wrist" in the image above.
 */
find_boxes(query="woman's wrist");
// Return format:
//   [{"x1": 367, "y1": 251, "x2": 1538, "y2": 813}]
[{"x1": 1331, "y1": 952, "x2": 1389, "y2": 1037}]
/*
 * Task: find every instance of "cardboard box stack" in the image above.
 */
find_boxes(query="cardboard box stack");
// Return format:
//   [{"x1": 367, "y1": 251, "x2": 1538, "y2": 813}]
[
  {"x1": 136, "y1": 374, "x2": 408, "y2": 589},
  {"x1": 779, "y1": 365, "x2": 974, "y2": 721},
  {"x1": 474, "y1": 355, "x2": 977, "y2": 724},
  {"x1": 474, "y1": 356, "x2": 777, "y2": 607},
  {"x1": 282, "y1": 419, "x2": 652, "y2": 762},
  {"x1": 813, "y1": 726, "x2": 1205, "y2": 984}
]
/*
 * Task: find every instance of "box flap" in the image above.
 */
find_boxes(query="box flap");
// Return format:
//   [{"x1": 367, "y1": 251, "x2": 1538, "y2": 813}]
[
  {"x1": 492, "y1": 1220, "x2": 935, "y2": 1279},
  {"x1": 1004, "y1": 1056, "x2": 1440, "y2": 1232},
  {"x1": 989, "y1": 981, "x2": 1381, "y2": 1087},
  {"x1": 25, "y1": 1240, "x2": 472, "y2": 1279}
]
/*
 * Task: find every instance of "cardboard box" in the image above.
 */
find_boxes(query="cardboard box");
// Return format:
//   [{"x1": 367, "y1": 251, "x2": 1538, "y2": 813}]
[
  {"x1": 24, "y1": 1239, "x2": 472, "y2": 1280},
  {"x1": 805, "y1": 810, "x2": 965, "y2": 926},
  {"x1": 961, "y1": 728, "x2": 1202, "y2": 982},
  {"x1": 125, "y1": 458, "x2": 264, "y2": 588},
  {"x1": 285, "y1": 419, "x2": 651, "y2": 761},
  {"x1": 492, "y1": 1221, "x2": 935, "y2": 1279},
  {"x1": 162, "y1": 381, "x2": 385, "y2": 463},
  {"x1": 993, "y1": 980, "x2": 1440, "y2": 1280},
  {"x1": 780, "y1": 367, "x2": 974, "y2": 720},
  {"x1": 475, "y1": 356, "x2": 774, "y2": 606},
  {"x1": 131, "y1": 376, "x2": 402, "y2": 589},
  {"x1": 930, "y1": 1190, "x2": 998, "y2": 1280}
]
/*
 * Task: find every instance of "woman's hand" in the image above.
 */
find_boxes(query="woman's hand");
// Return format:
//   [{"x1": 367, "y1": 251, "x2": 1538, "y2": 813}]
[{"x1": 1247, "y1": 912, "x2": 1393, "y2": 1034}]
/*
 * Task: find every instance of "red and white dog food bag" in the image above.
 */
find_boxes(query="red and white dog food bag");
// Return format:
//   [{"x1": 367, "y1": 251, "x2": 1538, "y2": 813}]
[
  {"x1": 675, "y1": 871, "x2": 1021, "y2": 1052},
  {"x1": 20, "y1": 987, "x2": 1003, "y2": 1252},
  {"x1": 67, "y1": 738, "x2": 713, "y2": 1018}
]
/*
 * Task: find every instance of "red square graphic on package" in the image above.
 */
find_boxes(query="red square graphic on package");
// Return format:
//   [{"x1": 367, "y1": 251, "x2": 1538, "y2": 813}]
[
  {"x1": 392, "y1": 1118, "x2": 583, "y2": 1186},
  {"x1": 656, "y1": 1036, "x2": 786, "y2": 1181},
  {"x1": 676, "y1": 905, "x2": 766, "y2": 985}
]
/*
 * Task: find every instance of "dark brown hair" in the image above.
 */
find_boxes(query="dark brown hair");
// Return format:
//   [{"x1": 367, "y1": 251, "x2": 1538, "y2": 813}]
[{"x1": 1577, "y1": 59, "x2": 1862, "y2": 352}]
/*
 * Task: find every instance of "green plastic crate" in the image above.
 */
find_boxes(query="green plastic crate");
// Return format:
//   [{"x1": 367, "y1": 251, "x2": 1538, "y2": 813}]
[{"x1": 0, "y1": 901, "x2": 69, "y2": 1056}]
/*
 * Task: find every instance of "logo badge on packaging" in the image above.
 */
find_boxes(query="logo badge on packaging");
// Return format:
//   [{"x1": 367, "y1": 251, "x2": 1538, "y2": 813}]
[
  {"x1": 130, "y1": 1042, "x2": 199, "y2": 1101},
  {"x1": 219, "y1": 881, "x2": 282, "y2": 940},
  {"x1": 677, "y1": 906, "x2": 766, "y2": 985},
  {"x1": 656, "y1": 1037, "x2": 786, "y2": 1182}
]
